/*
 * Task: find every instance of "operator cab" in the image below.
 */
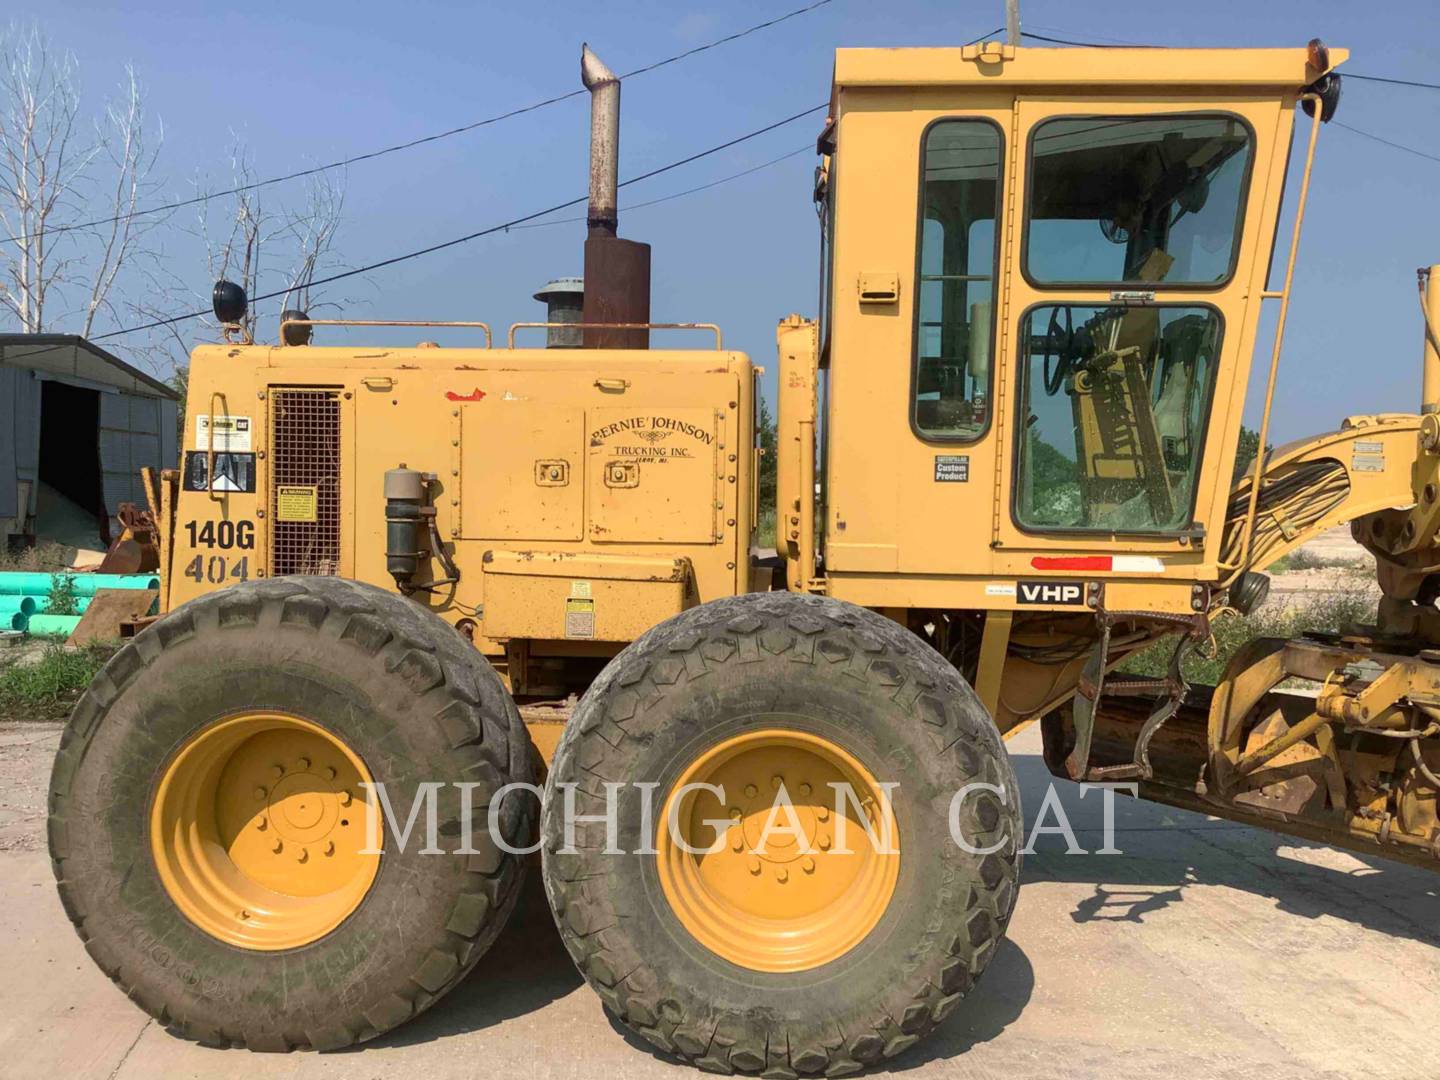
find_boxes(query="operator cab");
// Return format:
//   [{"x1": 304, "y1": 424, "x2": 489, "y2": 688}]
[{"x1": 806, "y1": 41, "x2": 1342, "y2": 608}]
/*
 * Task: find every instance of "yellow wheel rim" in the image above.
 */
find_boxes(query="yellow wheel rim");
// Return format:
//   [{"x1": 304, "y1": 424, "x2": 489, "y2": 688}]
[
  {"x1": 656, "y1": 729, "x2": 900, "y2": 972},
  {"x1": 150, "y1": 713, "x2": 380, "y2": 950}
]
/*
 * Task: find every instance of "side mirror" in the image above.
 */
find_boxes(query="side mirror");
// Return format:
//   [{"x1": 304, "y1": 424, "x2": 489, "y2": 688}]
[{"x1": 212, "y1": 280, "x2": 248, "y2": 325}]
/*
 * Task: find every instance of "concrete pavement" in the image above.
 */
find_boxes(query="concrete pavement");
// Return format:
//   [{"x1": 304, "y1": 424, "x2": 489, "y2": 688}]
[{"x1": 2, "y1": 720, "x2": 1436, "y2": 1079}]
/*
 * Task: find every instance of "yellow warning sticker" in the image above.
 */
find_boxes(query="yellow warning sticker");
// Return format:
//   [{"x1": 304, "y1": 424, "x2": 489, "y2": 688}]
[
  {"x1": 275, "y1": 485, "x2": 319, "y2": 522},
  {"x1": 564, "y1": 597, "x2": 596, "y2": 639}
]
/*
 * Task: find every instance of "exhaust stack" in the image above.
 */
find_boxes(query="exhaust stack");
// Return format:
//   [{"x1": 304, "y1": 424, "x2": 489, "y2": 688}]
[
  {"x1": 580, "y1": 44, "x2": 650, "y2": 349},
  {"x1": 581, "y1": 46, "x2": 620, "y2": 238}
]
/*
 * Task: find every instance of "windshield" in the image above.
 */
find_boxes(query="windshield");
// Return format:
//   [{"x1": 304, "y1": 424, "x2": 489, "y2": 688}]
[{"x1": 1025, "y1": 116, "x2": 1253, "y2": 286}]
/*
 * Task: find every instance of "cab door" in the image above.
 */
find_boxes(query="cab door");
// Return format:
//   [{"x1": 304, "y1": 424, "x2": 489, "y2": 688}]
[{"x1": 991, "y1": 94, "x2": 1290, "y2": 585}]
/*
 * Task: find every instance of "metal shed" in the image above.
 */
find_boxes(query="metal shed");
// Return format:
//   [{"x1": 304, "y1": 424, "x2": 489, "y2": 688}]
[{"x1": 0, "y1": 335, "x2": 178, "y2": 550}]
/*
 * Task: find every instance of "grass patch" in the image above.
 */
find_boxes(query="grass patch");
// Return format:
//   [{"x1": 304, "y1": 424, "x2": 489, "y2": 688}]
[
  {"x1": 0, "y1": 643, "x2": 116, "y2": 722},
  {"x1": 1119, "y1": 592, "x2": 1374, "y2": 686},
  {"x1": 0, "y1": 541, "x2": 74, "y2": 573}
]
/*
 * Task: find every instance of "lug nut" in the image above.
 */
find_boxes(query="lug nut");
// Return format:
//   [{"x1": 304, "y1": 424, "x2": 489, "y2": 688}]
[
  {"x1": 296, "y1": 756, "x2": 311, "y2": 771},
  {"x1": 323, "y1": 766, "x2": 337, "y2": 781},
  {"x1": 744, "y1": 784, "x2": 758, "y2": 798},
  {"x1": 803, "y1": 857, "x2": 816, "y2": 873},
  {"x1": 271, "y1": 764, "x2": 285, "y2": 778},
  {"x1": 340, "y1": 790, "x2": 353, "y2": 807},
  {"x1": 297, "y1": 848, "x2": 309, "y2": 864},
  {"x1": 771, "y1": 775, "x2": 783, "y2": 788},
  {"x1": 799, "y1": 782, "x2": 812, "y2": 797},
  {"x1": 272, "y1": 839, "x2": 284, "y2": 854},
  {"x1": 256, "y1": 816, "x2": 268, "y2": 831},
  {"x1": 254, "y1": 786, "x2": 267, "y2": 800},
  {"x1": 731, "y1": 830, "x2": 744, "y2": 853},
  {"x1": 324, "y1": 841, "x2": 335, "y2": 857},
  {"x1": 728, "y1": 806, "x2": 741, "y2": 820},
  {"x1": 817, "y1": 805, "x2": 830, "y2": 822},
  {"x1": 818, "y1": 836, "x2": 831, "y2": 851},
  {"x1": 748, "y1": 856, "x2": 761, "y2": 875},
  {"x1": 776, "y1": 868, "x2": 789, "y2": 884}
]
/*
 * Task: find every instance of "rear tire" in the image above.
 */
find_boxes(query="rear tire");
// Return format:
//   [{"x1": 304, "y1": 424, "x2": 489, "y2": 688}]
[
  {"x1": 542, "y1": 592, "x2": 1021, "y2": 1074},
  {"x1": 48, "y1": 576, "x2": 534, "y2": 1051}
]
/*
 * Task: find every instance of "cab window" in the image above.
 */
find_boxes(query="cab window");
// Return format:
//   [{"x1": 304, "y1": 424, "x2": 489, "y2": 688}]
[
  {"x1": 1025, "y1": 116, "x2": 1253, "y2": 286},
  {"x1": 913, "y1": 120, "x2": 1002, "y2": 440},
  {"x1": 1015, "y1": 303, "x2": 1220, "y2": 533}
]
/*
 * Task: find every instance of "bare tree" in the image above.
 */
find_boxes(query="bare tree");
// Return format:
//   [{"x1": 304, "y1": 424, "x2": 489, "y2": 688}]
[
  {"x1": 0, "y1": 24, "x2": 167, "y2": 338},
  {"x1": 180, "y1": 140, "x2": 350, "y2": 344},
  {"x1": 82, "y1": 64, "x2": 165, "y2": 337}
]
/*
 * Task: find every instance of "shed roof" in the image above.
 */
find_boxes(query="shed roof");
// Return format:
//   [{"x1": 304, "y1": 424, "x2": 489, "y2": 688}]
[{"x1": 0, "y1": 334, "x2": 177, "y2": 399}]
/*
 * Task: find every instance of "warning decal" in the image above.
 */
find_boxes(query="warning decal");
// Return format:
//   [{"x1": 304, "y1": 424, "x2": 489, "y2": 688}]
[
  {"x1": 564, "y1": 597, "x2": 596, "y2": 639},
  {"x1": 275, "y1": 485, "x2": 319, "y2": 522}
]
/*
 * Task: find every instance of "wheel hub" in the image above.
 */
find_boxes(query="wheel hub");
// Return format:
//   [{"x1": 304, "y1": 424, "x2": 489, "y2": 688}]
[
  {"x1": 656, "y1": 728, "x2": 899, "y2": 972},
  {"x1": 150, "y1": 713, "x2": 379, "y2": 950}
]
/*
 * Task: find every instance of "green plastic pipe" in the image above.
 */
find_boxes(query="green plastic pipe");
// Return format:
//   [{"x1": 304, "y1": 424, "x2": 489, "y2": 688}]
[
  {"x1": 0, "y1": 573, "x2": 159, "y2": 596},
  {"x1": 26, "y1": 613, "x2": 82, "y2": 637},
  {"x1": 7, "y1": 612, "x2": 24, "y2": 632},
  {"x1": 0, "y1": 596, "x2": 38, "y2": 619}
]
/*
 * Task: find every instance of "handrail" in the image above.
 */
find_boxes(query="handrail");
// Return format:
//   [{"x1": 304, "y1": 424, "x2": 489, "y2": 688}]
[
  {"x1": 1226, "y1": 93, "x2": 1324, "y2": 588},
  {"x1": 506, "y1": 321, "x2": 723, "y2": 349},
  {"x1": 278, "y1": 319, "x2": 492, "y2": 348}
]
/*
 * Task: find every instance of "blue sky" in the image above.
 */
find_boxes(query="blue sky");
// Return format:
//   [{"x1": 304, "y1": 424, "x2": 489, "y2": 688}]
[{"x1": 20, "y1": 0, "x2": 1440, "y2": 442}]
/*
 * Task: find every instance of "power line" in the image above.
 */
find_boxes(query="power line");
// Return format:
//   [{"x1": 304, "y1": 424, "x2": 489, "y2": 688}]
[
  {"x1": 1346, "y1": 72, "x2": 1440, "y2": 92},
  {"x1": 7, "y1": 0, "x2": 837, "y2": 246},
  {"x1": 91, "y1": 105, "x2": 827, "y2": 342},
  {"x1": 1331, "y1": 120, "x2": 1440, "y2": 164},
  {"x1": 510, "y1": 146, "x2": 811, "y2": 230}
]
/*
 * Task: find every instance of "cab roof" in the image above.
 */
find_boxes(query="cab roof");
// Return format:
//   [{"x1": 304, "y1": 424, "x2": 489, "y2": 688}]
[{"x1": 831, "y1": 43, "x2": 1345, "y2": 93}]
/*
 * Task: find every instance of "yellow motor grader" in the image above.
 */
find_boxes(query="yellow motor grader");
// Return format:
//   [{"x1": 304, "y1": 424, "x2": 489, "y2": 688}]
[{"x1": 48, "y1": 35, "x2": 1440, "y2": 1074}]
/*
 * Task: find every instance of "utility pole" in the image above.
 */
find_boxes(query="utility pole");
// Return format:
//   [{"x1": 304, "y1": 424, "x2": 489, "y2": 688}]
[{"x1": 1006, "y1": 0, "x2": 1020, "y2": 45}]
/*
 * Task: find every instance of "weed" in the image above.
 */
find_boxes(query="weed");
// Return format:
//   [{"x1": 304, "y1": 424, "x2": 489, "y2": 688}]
[{"x1": 45, "y1": 573, "x2": 80, "y2": 615}]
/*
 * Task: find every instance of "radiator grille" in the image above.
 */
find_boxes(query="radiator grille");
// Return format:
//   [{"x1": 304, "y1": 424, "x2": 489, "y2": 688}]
[{"x1": 270, "y1": 389, "x2": 341, "y2": 576}]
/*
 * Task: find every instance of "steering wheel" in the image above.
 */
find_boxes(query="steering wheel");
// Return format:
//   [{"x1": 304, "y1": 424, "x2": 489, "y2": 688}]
[{"x1": 1042, "y1": 306, "x2": 1077, "y2": 396}]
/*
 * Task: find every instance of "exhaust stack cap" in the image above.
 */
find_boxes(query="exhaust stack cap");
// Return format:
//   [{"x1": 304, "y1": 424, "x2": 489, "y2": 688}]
[
  {"x1": 533, "y1": 277, "x2": 584, "y2": 348},
  {"x1": 581, "y1": 44, "x2": 620, "y2": 238}
]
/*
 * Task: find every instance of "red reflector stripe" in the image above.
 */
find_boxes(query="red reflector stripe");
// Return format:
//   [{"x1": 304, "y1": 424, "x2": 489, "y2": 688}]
[{"x1": 1031, "y1": 555, "x2": 1112, "y2": 571}]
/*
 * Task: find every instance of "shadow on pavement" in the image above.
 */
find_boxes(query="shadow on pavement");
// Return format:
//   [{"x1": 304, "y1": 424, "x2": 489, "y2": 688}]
[{"x1": 1009, "y1": 751, "x2": 1440, "y2": 949}]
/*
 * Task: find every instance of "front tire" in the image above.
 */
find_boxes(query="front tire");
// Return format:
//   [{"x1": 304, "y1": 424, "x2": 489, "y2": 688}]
[
  {"x1": 542, "y1": 592, "x2": 1021, "y2": 1074},
  {"x1": 48, "y1": 576, "x2": 533, "y2": 1051}
]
